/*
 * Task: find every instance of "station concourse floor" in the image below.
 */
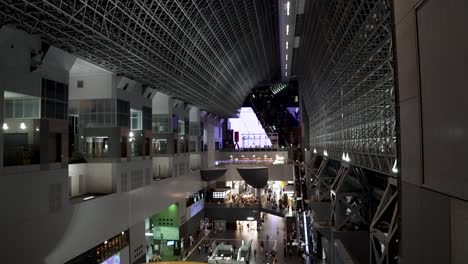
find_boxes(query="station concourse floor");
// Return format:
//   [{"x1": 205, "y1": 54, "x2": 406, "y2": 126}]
[{"x1": 185, "y1": 214, "x2": 306, "y2": 264}]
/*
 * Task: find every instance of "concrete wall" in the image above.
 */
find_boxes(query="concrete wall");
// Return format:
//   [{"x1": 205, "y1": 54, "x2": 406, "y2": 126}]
[
  {"x1": 2, "y1": 170, "x2": 206, "y2": 263},
  {"x1": 69, "y1": 58, "x2": 115, "y2": 100},
  {"x1": 129, "y1": 221, "x2": 146, "y2": 264},
  {"x1": 120, "y1": 246, "x2": 130, "y2": 264},
  {"x1": 152, "y1": 92, "x2": 171, "y2": 114},
  {"x1": 394, "y1": 0, "x2": 468, "y2": 263}
]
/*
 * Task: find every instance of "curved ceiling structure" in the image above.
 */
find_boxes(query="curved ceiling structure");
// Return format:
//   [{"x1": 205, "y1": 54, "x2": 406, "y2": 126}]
[
  {"x1": 200, "y1": 168, "x2": 227, "y2": 181},
  {"x1": 0, "y1": 0, "x2": 279, "y2": 117},
  {"x1": 237, "y1": 167, "x2": 268, "y2": 189}
]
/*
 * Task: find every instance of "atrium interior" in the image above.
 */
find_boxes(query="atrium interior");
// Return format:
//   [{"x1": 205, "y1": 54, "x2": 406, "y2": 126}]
[{"x1": 0, "y1": 0, "x2": 467, "y2": 264}]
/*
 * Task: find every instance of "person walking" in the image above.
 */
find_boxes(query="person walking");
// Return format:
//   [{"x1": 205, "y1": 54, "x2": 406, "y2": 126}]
[{"x1": 254, "y1": 249, "x2": 257, "y2": 259}]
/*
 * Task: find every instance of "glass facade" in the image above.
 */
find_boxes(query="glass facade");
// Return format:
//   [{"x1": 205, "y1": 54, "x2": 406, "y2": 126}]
[
  {"x1": 178, "y1": 120, "x2": 185, "y2": 135},
  {"x1": 4, "y1": 97, "x2": 40, "y2": 119},
  {"x1": 78, "y1": 99, "x2": 116, "y2": 128},
  {"x1": 41, "y1": 78, "x2": 68, "y2": 120},
  {"x1": 117, "y1": 99, "x2": 130, "y2": 127},
  {"x1": 152, "y1": 114, "x2": 171, "y2": 133},
  {"x1": 189, "y1": 122, "x2": 200, "y2": 137}
]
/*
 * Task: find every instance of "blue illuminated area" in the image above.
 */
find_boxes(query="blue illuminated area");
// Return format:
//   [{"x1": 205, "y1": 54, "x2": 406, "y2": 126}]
[
  {"x1": 228, "y1": 107, "x2": 272, "y2": 148},
  {"x1": 101, "y1": 253, "x2": 120, "y2": 264}
]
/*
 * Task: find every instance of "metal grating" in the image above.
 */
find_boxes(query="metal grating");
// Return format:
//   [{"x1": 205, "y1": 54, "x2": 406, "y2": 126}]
[
  {"x1": 0, "y1": 0, "x2": 279, "y2": 117},
  {"x1": 295, "y1": 0, "x2": 396, "y2": 175}
]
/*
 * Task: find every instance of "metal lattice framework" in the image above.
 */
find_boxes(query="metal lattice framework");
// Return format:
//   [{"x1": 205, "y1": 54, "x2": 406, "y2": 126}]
[
  {"x1": 295, "y1": 0, "x2": 396, "y2": 175},
  {"x1": 0, "y1": 0, "x2": 279, "y2": 117}
]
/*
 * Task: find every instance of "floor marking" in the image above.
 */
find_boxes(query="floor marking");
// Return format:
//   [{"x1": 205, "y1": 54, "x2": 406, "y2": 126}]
[{"x1": 183, "y1": 232, "x2": 210, "y2": 261}]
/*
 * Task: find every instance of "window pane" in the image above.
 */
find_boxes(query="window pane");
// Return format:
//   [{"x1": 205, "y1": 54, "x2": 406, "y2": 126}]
[
  {"x1": 46, "y1": 100, "x2": 55, "y2": 118},
  {"x1": 56, "y1": 83, "x2": 65, "y2": 101},
  {"x1": 33, "y1": 99, "x2": 39, "y2": 118},
  {"x1": 5, "y1": 100, "x2": 13, "y2": 118},
  {"x1": 23, "y1": 99, "x2": 33, "y2": 117},
  {"x1": 56, "y1": 102, "x2": 65, "y2": 120},
  {"x1": 46, "y1": 80, "x2": 55, "y2": 99},
  {"x1": 15, "y1": 100, "x2": 24, "y2": 118}
]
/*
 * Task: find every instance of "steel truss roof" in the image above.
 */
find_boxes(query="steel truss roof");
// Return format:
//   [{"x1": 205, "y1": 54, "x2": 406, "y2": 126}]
[
  {"x1": 295, "y1": 0, "x2": 396, "y2": 175},
  {"x1": 0, "y1": 0, "x2": 279, "y2": 117}
]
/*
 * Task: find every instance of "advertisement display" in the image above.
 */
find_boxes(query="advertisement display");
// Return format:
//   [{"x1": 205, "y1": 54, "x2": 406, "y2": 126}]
[
  {"x1": 153, "y1": 226, "x2": 179, "y2": 240},
  {"x1": 187, "y1": 199, "x2": 204, "y2": 219},
  {"x1": 101, "y1": 253, "x2": 120, "y2": 264}
]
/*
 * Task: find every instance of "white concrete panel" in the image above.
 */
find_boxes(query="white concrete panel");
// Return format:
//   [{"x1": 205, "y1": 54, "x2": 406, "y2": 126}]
[
  {"x1": 189, "y1": 106, "x2": 200, "y2": 122},
  {"x1": 129, "y1": 221, "x2": 146, "y2": 263},
  {"x1": 69, "y1": 72, "x2": 115, "y2": 100},
  {"x1": 69, "y1": 163, "x2": 113, "y2": 194},
  {"x1": 450, "y1": 198, "x2": 468, "y2": 264},
  {"x1": 117, "y1": 86, "x2": 152, "y2": 109},
  {"x1": 120, "y1": 246, "x2": 130, "y2": 264},
  {"x1": 417, "y1": 0, "x2": 468, "y2": 199},
  {"x1": 152, "y1": 92, "x2": 170, "y2": 114},
  {"x1": 190, "y1": 153, "x2": 201, "y2": 170}
]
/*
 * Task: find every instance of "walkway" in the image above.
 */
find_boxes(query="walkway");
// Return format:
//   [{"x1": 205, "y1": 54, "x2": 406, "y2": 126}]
[{"x1": 186, "y1": 214, "x2": 305, "y2": 264}]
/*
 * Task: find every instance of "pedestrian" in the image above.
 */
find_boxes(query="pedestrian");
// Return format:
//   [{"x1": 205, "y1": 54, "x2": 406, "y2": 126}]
[
  {"x1": 254, "y1": 249, "x2": 257, "y2": 258},
  {"x1": 198, "y1": 246, "x2": 201, "y2": 254},
  {"x1": 204, "y1": 241, "x2": 208, "y2": 253}
]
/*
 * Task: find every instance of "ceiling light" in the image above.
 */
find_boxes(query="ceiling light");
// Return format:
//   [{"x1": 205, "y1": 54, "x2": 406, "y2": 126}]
[
  {"x1": 324, "y1": 150, "x2": 328, "y2": 156},
  {"x1": 286, "y1": 42, "x2": 289, "y2": 49},
  {"x1": 285, "y1": 64, "x2": 288, "y2": 69},
  {"x1": 285, "y1": 72, "x2": 288, "y2": 77},
  {"x1": 313, "y1": 148, "x2": 317, "y2": 153},
  {"x1": 20, "y1": 122, "x2": 26, "y2": 130},
  {"x1": 286, "y1": 24, "x2": 289, "y2": 35},
  {"x1": 392, "y1": 160, "x2": 398, "y2": 173},
  {"x1": 345, "y1": 153, "x2": 350, "y2": 162},
  {"x1": 286, "y1": 55, "x2": 288, "y2": 61},
  {"x1": 286, "y1": 1, "x2": 290, "y2": 15},
  {"x1": 129, "y1": 131, "x2": 134, "y2": 138},
  {"x1": 35, "y1": 127, "x2": 40, "y2": 131},
  {"x1": 2, "y1": 123, "x2": 8, "y2": 130},
  {"x1": 247, "y1": 217, "x2": 254, "y2": 221},
  {"x1": 83, "y1": 196, "x2": 95, "y2": 201}
]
